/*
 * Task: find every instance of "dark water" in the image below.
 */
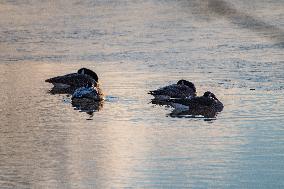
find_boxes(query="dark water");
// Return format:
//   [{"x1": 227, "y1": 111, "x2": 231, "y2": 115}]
[{"x1": 0, "y1": 0, "x2": 284, "y2": 188}]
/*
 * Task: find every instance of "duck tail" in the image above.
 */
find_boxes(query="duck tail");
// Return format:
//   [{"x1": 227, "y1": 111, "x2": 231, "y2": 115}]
[
  {"x1": 45, "y1": 75, "x2": 63, "y2": 83},
  {"x1": 45, "y1": 76, "x2": 59, "y2": 83},
  {"x1": 45, "y1": 78, "x2": 53, "y2": 83},
  {"x1": 148, "y1": 90, "x2": 160, "y2": 95}
]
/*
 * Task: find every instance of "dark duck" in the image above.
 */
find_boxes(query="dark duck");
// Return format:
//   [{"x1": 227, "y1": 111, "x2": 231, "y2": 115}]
[
  {"x1": 71, "y1": 82, "x2": 105, "y2": 113},
  {"x1": 72, "y1": 82, "x2": 104, "y2": 102},
  {"x1": 168, "y1": 91, "x2": 224, "y2": 118},
  {"x1": 45, "y1": 68, "x2": 101, "y2": 94},
  {"x1": 148, "y1": 79, "x2": 196, "y2": 100}
]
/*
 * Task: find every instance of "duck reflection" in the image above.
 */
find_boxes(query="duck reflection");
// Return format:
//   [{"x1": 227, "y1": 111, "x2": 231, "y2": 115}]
[
  {"x1": 168, "y1": 108, "x2": 217, "y2": 119},
  {"x1": 72, "y1": 98, "x2": 104, "y2": 114}
]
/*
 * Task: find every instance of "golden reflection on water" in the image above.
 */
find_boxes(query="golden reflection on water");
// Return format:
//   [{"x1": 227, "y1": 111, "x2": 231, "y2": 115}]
[{"x1": 0, "y1": 61, "x2": 249, "y2": 188}]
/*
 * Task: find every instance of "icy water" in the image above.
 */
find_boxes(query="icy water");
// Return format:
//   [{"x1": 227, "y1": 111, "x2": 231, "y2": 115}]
[{"x1": 0, "y1": 0, "x2": 284, "y2": 188}]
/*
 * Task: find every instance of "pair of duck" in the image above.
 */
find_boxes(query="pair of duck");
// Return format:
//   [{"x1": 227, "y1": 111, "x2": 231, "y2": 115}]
[
  {"x1": 45, "y1": 68, "x2": 104, "y2": 101},
  {"x1": 45, "y1": 68, "x2": 223, "y2": 115},
  {"x1": 149, "y1": 79, "x2": 224, "y2": 116}
]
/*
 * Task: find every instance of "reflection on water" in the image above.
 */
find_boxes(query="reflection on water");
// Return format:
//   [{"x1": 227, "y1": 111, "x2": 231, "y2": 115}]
[
  {"x1": 169, "y1": 109, "x2": 218, "y2": 119},
  {"x1": 168, "y1": 109, "x2": 218, "y2": 122},
  {"x1": 0, "y1": 0, "x2": 284, "y2": 188},
  {"x1": 71, "y1": 98, "x2": 104, "y2": 116}
]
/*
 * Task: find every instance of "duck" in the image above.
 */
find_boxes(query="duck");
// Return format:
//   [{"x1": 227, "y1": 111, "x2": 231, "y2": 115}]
[
  {"x1": 148, "y1": 79, "x2": 196, "y2": 100},
  {"x1": 167, "y1": 91, "x2": 224, "y2": 117},
  {"x1": 71, "y1": 81, "x2": 104, "y2": 101},
  {"x1": 45, "y1": 68, "x2": 100, "y2": 94},
  {"x1": 71, "y1": 82, "x2": 104, "y2": 114}
]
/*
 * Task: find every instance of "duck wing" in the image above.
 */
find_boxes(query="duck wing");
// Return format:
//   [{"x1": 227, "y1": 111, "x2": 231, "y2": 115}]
[
  {"x1": 72, "y1": 87, "x2": 103, "y2": 101},
  {"x1": 168, "y1": 96, "x2": 214, "y2": 107},
  {"x1": 149, "y1": 84, "x2": 194, "y2": 98},
  {"x1": 189, "y1": 97, "x2": 223, "y2": 112},
  {"x1": 72, "y1": 87, "x2": 93, "y2": 98},
  {"x1": 45, "y1": 73, "x2": 96, "y2": 88}
]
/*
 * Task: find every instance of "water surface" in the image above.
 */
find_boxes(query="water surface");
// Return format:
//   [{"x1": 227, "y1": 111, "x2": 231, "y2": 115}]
[{"x1": 0, "y1": 0, "x2": 284, "y2": 188}]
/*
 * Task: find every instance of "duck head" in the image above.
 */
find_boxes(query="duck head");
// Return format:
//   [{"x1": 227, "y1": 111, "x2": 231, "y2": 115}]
[
  {"x1": 78, "y1": 68, "x2": 99, "y2": 82},
  {"x1": 177, "y1": 79, "x2": 196, "y2": 93},
  {"x1": 203, "y1": 91, "x2": 219, "y2": 101}
]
